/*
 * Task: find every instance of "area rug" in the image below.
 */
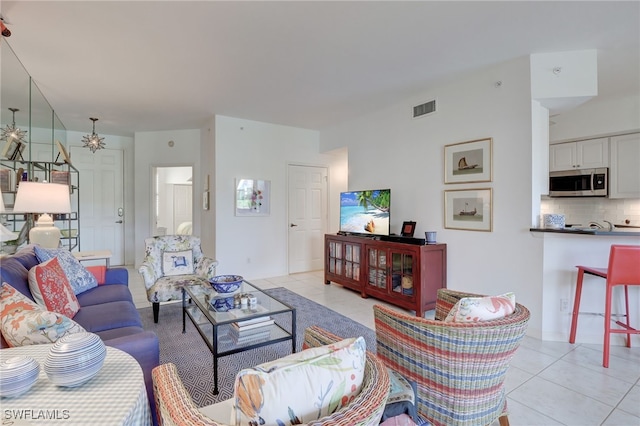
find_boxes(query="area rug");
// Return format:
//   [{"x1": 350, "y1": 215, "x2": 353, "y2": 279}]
[{"x1": 138, "y1": 287, "x2": 376, "y2": 407}]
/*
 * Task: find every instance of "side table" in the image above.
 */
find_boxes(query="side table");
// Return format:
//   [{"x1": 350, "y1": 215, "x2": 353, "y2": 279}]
[{"x1": 73, "y1": 249, "x2": 112, "y2": 268}]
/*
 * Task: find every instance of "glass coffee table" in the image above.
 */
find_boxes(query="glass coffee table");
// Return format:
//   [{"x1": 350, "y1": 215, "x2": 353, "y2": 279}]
[{"x1": 182, "y1": 280, "x2": 296, "y2": 395}]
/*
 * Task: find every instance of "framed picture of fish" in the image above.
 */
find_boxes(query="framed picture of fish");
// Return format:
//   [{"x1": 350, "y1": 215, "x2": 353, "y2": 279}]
[
  {"x1": 444, "y1": 188, "x2": 492, "y2": 232},
  {"x1": 444, "y1": 137, "x2": 492, "y2": 184}
]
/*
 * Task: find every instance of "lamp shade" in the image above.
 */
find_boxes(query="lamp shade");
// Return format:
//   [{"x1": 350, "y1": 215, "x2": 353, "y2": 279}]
[
  {"x1": 13, "y1": 182, "x2": 71, "y2": 248},
  {"x1": 13, "y1": 182, "x2": 71, "y2": 214}
]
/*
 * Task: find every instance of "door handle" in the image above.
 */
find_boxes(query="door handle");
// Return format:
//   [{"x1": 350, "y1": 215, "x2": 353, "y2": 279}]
[
  {"x1": 290, "y1": 223, "x2": 298, "y2": 227},
  {"x1": 115, "y1": 220, "x2": 123, "y2": 224}
]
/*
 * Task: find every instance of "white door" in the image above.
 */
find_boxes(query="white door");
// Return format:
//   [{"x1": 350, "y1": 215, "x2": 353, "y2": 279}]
[
  {"x1": 70, "y1": 147, "x2": 125, "y2": 265},
  {"x1": 288, "y1": 164, "x2": 328, "y2": 273}
]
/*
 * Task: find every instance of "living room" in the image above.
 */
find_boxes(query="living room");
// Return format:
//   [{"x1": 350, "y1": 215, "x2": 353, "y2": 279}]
[{"x1": 1, "y1": 2, "x2": 639, "y2": 425}]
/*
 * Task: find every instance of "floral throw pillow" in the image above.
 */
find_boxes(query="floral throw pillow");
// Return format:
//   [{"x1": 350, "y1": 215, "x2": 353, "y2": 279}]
[
  {"x1": 162, "y1": 249, "x2": 194, "y2": 276},
  {"x1": 34, "y1": 246, "x2": 98, "y2": 295},
  {"x1": 28, "y1": 257, "x2": 80, "y2": 318},
  {"x1": 444, "y1": 292, "x2": 516, "y2": 323},
  {"x1": 232, "y1": 336, "x2": 366, "y2": 426},
  {"x1": 0, "y1": 282, "x2": 85, "y2": 347}
]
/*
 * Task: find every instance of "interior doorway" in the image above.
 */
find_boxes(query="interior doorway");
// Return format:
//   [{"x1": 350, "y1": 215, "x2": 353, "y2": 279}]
[{"x1": 152, "y1": 166, "x2": 193, "y2": 236}]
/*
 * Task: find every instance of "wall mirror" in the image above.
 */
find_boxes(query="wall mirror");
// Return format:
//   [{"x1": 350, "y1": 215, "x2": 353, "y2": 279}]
[{"x1": 152, "y1": 166, "x2": 193, "y2": 236}]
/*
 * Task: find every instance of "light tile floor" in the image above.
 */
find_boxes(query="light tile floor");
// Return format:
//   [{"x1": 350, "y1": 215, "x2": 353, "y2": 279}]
[{"x1": 127, "y1": 267, "x2": 640, "y2": 426}]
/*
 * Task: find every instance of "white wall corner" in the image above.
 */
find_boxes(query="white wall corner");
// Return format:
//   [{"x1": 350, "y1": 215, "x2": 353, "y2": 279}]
[{"x1": 530, "y1": 49, "x2": 598, "y2": 113}]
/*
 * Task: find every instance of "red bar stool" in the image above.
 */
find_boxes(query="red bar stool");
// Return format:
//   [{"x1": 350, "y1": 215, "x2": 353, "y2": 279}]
[{"x1": 569, "y1": 244, "x2": 640, "y2": 367}]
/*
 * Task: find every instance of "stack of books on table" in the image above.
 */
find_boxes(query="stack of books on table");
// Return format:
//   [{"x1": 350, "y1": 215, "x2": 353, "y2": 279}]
[{"x1": 230, "y1": 316, "x2": 274, "y2": 344}]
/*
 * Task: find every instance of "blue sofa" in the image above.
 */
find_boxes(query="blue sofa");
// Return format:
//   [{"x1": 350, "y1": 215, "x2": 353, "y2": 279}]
[{"x1": 0, "y1": 245, "x2": 160, "y2": 425}]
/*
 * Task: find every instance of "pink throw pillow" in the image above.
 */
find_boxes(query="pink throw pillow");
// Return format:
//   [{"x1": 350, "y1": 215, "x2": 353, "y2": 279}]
[
  {"x1": 444, "y1": 292, "x2": 516, "y2": 323},
  {"x1": 28, "y1": 257, "x2": 80, "y2": 318}
]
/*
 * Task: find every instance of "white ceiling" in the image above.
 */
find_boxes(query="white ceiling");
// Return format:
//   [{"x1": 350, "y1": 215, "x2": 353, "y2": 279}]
[{"x1": 1, "y1": 1, "x2": 639, "y2": 137}]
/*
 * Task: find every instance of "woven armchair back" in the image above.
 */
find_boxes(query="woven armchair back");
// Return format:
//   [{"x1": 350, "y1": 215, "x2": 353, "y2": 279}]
[
  {"x1": 303, "y1": 326, "x2": 390, "y2": 426},
  {"x1": 153, "y1": 363, "x2": 224, "y2": 426},
  {"x1": 374, "y1": 289, "x2": 530, "y2": 426}
]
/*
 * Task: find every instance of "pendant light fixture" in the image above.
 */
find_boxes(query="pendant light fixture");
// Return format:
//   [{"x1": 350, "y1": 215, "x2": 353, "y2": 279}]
[
  {"x1": 81, "y1": 117, "x2": 106, "y2": 153},
  {"x1": 1, "y1": 107, "x2": 27, "y2": 145}
]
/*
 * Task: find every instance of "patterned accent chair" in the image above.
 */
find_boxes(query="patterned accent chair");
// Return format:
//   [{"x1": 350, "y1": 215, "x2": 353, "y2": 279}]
[
  {"x1": 139, "y1": 235, "x2": 218, "y2": 323},
  {"x1": 373, "y1": 289, "x2": 530, "y2": 426},
  {"x1": 152, "y1": 326, "x2": 390, "y2": 426}
]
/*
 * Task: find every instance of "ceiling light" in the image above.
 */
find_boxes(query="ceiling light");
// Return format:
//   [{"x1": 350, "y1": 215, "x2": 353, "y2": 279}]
[
  {"x1": 1, "y1": 107, "x2": 27, "y2": 145},
  {"x1": 82, "y1": 117, "x2": 106, "y2": 153}
]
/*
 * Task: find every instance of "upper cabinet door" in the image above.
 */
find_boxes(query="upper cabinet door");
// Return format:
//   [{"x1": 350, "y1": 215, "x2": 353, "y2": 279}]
[
  {"x1": 550, "y1": 143, "x2": 576, "y2": 171},
  {"x1": 549, "y1": 138, "x2": 609, "y2": 171},
  {"x1": 578, "y1": 138, "x2": 609, "y2": 169},
  {"x1": 609, "y1": 133, "x2": 640, "y2": 199}
]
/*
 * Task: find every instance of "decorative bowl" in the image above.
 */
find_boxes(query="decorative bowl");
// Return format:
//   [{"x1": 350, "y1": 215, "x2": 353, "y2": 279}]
[
  {"x1": 44, "y1": 332, "x2": 106, "y2": 387},
  {"x1": 210, "y1": 275, "x2": 243, "y2": 294},
  {"x1": 0, "y1": 356, "x2": 40, "y2": 398},
  {"x1": 209, "y1": 296, "x2": 235, "y2": 312}
]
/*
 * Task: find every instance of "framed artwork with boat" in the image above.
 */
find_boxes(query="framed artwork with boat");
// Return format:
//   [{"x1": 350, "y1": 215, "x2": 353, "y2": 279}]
[
  {"x1": 444, "y1": 137, "x2": 492, "y2": 184},
  {"x1": 444, "y1": 188, "x2": 492, "y2": 232}
]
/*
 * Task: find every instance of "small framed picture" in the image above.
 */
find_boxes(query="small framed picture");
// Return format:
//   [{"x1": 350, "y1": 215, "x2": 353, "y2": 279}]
[
  {"x1": 401, "y1": 221, "x2": 416, "y2": 237},
  {"x1": 444, "y1": 188, "x2": 492, "y2": 232},
  {"x1": 235, "y1": 178, "x2": 270, "y2": 216},
  {"x1": 444, "y1": 137, "x2": 492, "y2": 184}
]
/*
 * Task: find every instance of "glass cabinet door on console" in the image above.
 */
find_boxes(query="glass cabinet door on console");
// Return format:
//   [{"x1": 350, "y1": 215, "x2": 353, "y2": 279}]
[
  {"x1": 391, "y1": 252, "x2": 414, "y2": 296},
  {"x1": 325, "y1": 235, "x2": 364, "y2": 294},
  {"x1": 367, "y1": 246, "x2": 416, "y2": 301},
  {"x1": 367, "y1": 247, "x2": 386, "y2": 290}
]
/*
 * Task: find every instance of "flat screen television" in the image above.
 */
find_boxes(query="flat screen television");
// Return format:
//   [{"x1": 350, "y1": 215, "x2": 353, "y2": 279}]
[{"x1": 339, "y1": 189, "x2": 391, "y2": 236}]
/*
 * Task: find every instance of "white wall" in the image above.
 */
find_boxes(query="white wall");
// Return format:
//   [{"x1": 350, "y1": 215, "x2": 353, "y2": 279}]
[
  {"x1": 321, "y1": 57, "x2": 547, "y2": 337},
  {"x1": 550, "y1": 93, "x2": 640, "y2": 142},
  {"x1": 200, "y1": 118, "x2": 216, "y2": 259},
  {"x1": 133, "y1": 129, "x2": 202, "y2": 266},
  {"x1": 214, "y1": 115, "x2": 345, "y2": 279}
]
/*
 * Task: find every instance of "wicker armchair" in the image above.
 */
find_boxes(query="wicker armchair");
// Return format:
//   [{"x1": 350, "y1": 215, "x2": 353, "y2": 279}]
[
  {"x1": 373, "y1": 289, "x2": 530, "y2": 426},
  {"x1": 152, "y1": 326, "x2": 390, "y2": 426}
]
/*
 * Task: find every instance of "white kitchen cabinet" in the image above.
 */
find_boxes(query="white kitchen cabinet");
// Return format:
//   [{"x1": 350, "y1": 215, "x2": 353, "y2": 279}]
[
  {"x1": 549, "y1": 137, "x2": 609, "y2": 171},
  {"x1": 609, "y1": 132, "x2": 640, "y2": 199}
]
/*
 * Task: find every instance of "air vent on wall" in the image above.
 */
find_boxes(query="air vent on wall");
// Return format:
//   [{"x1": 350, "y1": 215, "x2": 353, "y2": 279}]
[{"x1": 413, "y1": 99, "x2": 436, "y2": 119}]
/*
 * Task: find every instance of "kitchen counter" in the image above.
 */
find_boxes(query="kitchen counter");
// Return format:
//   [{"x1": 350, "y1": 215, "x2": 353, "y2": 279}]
[{"x1": 530, "y1": 227, "x2": 640, "y2": 237}]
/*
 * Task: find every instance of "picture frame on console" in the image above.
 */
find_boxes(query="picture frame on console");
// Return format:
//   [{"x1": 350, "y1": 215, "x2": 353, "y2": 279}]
[
  {"x1": 444, "y1": 188, "x2": 492, "y2": 232},
  {"x1": 444, "y1": 137, "x2": 492, "y2": 184},
  {"x1": 401, "y1": 221, "x2": 416, "y2": 237}
]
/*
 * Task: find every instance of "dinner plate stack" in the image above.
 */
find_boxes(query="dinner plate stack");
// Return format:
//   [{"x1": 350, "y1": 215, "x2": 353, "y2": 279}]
[
  {"x1": 0, "y1": 356, "x2": 40, "y2": 397},
  {"x1": 44, "y1": 332, "x2": 106, "y2": 387}
]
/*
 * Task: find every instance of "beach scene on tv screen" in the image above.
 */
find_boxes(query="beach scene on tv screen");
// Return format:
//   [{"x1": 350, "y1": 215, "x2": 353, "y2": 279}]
[{"x1": 340, "y1": 189, "x2": 390, "y2": 235}]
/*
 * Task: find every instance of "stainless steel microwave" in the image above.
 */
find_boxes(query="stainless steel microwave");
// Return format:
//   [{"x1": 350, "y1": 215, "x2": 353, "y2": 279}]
[{"x1": 549, "y1": 168, "x2": 608, "y2": 197}]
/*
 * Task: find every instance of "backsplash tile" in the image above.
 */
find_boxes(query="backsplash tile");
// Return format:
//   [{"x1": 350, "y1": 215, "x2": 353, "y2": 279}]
[{"x1": 541, "y1": 198, "x2": 640, "y2": 228}]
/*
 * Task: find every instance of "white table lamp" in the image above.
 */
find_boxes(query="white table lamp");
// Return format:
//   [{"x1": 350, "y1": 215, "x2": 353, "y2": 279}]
[{"x1": 13, "y1": 181, "x2": 71, "y2": 248}]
